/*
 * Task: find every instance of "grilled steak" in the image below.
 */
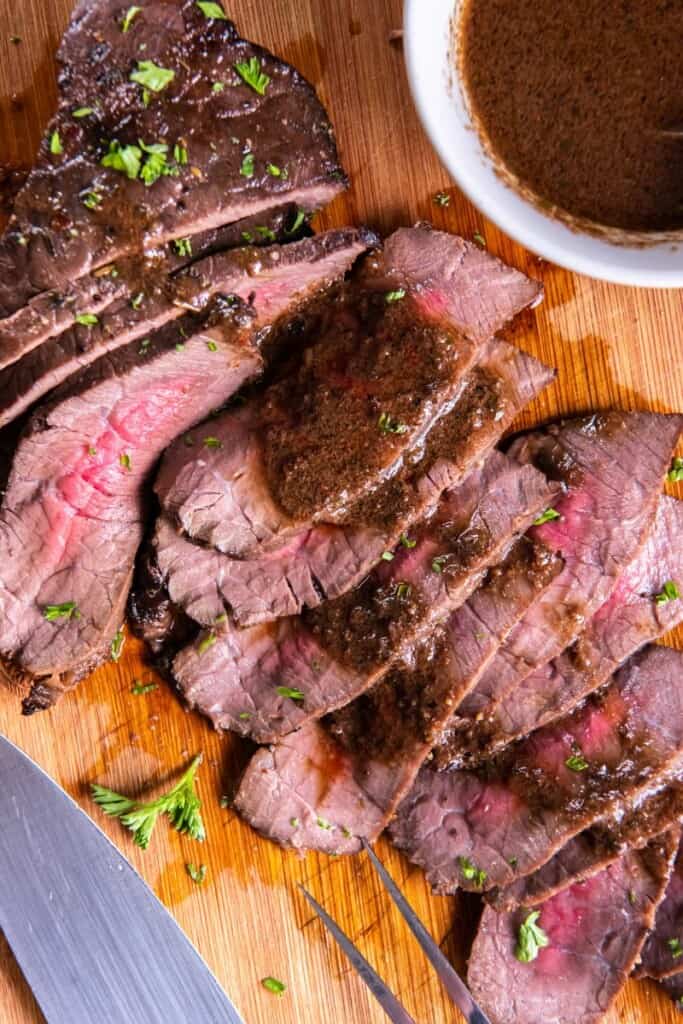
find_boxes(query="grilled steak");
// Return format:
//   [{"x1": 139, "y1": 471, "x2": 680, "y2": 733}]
[
  {"x1": 636, "y1": 832, "x2": 683, "y2": 981},
  {"x1": 468, "y1": 835, "x2": 677, "y2": 1024},
  {"x1": 0, "y1": 230, "x2": 370, "y2": 710},
  {"x1": 173, "y1": 450, "x2": 558, "y2": 742},
  {"x1": 0, "y1": 0, "x2": 345, "y2": 320},
  {"x1": 155, "y1": 227, "x2": 542, "y2": 557},
  {"x1": 435, "y1": 492, "x2": 683, "y2": 769},
  {"x1": 234, "y1": 539, "x2": 562, "y2": 853},
  {"x1": 490, "y1": 782, "x2": 683, "y2": 911},
  {"x1": 151, "y1": 340, "x2": 555, "y2": 627},
  {"x1": 659, "y1": 973, "x2": 683, "y2": 1009},
  {"x1": 0, "y1": 225, "x2": 367, "y2": 429},
  {"x1": 437, "y1": 411, "x2": 683, "y2": 768},
  {"x1": 389, "y1": 645, "x2": 683, "y2": 894}
]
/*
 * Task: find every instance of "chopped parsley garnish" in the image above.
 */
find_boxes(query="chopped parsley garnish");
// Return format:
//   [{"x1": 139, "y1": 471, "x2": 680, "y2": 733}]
[
  {"x1": 378, "y1": 411, "x2": 408, "y2": 435},
  {"x1": 670, "y1": 938, "x2": 683, "y2": 959},
  {"x1": 120, "y1": 452, "x2": 132, "y2": 471},
  {"x1": 49, "y1": 131, "x2": 63, "y2": 155},
  {"x1": 131, "y1": 292, "x2": 144, "y2": 310},
  {"x1": 241, "y1": 231, "x2": 254, "y2": 243},
  {"x1": 206, "y1": 339, "x2": 218, "y2": 352},
  {"x1": 102, "y1": 140, "x2": 142, "y2": 180},
  {"x1": 88, "y1": 446, "x2": 97, "y2": 457},
  {"x1": 385, "y1": 288, "x2": 406, "y2": 303},
  {"x1": 139, "y1": 140, "x2": 171, "y2": 186},
  {"x1": 215, "y1": 612, "x2": 228, "y2": 625},
  {"x1": 395, "y1": 582, "x2": 411, "y2": 599},
  {"x1": 458, "y1": 856, "x2": 487, "y2": 888},
  {"x1": 255, "y1": 224, "x2": 276, "y2": 242},
  {"x1": 138, "y1": 338, "x2": 151, "y2": 354},
  {"x1": 235, "y1": 56, "x2": 270, "y2": 96},
  {"x1": 73, "y1": 107, "x2": 95, "y2": 118},
  {"x1": 341, "y1": 826, "x2": 353, "y2": 839},
  {"x1": 173, "y1": 143, "x2": 188, "y2": 165},
  {"x1": 276, "y1": 686, "x2": 305, "y2": 702},
  {"x1": 400, "y1": 533, "x2": 416, "y2": 549},
  {"x1": 290, "y1": 817, "x2": 300, "y2": 828},
  {"x1": 75, "y1": 313, "x2": 99, "y2": 326},
  {"x1": 91, "y1": 754, "x2": 205, "y2": 850},
  {"x1": 433, "y1": 191, "x2": 450, "y2": 207},
  {"x1": 212, "y1": 81, "x2": 225, "y2": 93},
  {"x1": 240, "y1": 152, "x2": 255, "y2": 178},
  {"x1": 381, "y1": 550, "x2": 394, "y2": 561},
  {"x1": 515, "y1": 911, "x2": 549, "y2": 963},
  {"x1": 668, "y1": 457, "x2": 683, "y2": 483},
  {"x1": 534, "y1": 507, "x2": 561, "y2": 526},
  {"x1": 131, "y1": 681, "x2": 157, "y2": 695},
  {"x1": 261, "y1": 977, "x2": 286, "y2": 996},
  {"x1": 110, "y1": 628, "x2": 125, "y2": 662},
  {"x1": 238, "y1": 711, "x2": 251, "y2": 721},
  {"x1": 473, "y1": 231, "x2": 486, "y2": 247},
  {"x1": 196, "y1": 0, "x2": 227, "y2": 18},
  {"x1": 316, "y1": 817, "x2": 334, "y2": 830},
  {"x1": 198, "y1": 632, "x2": 217, "y2": 655},
  {"x1": 203, "y1": 436, "x2": 222, "y2": 449},
  {"x1": 83, "y1": 191, "x2": 102, "y2": 210},
  {"x1": 130, "y1": 60, "x2": 175, "y2": 95},
  {"x1": 173, "y1": 237, "x2": 193, "y2": 257},
  {"x1": 285, "y1": 208, "x2": 307, "y2": 236},
  {"x1": 565, "y1": 751, "x2": 589, "y2": 772},
  {"x1": 121, "y1": 5, "x2": 141, "y2": 32},
  {"x1": 655, "y1": 580, "x2": 681, "y2": 605},
  {"x1": 266, "y1": 162, "x2": 287, "y2": 178},
  {"x1": 43, "y1": 601, "x2": 80, "y2": 621},
  {"x1": 102, "y1": 138, "x2": 180, "y2": 186},
  {"x1": 431, "y1": 555, "x2": 447, "y2": 574},
  {"x1": 186, "y1": 862, "x2": 207, "y2": 885}
]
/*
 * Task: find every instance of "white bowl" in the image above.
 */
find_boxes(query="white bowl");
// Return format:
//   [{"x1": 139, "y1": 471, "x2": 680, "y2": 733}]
[{"x1": 403, "y1": 0, "x2": 683, "y2": 288}]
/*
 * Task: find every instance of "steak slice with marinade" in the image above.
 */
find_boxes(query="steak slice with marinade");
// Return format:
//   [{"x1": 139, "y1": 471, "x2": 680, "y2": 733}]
[
  {"x1": 467, "y1": 834, "x2": 677, "y2": 1024},
  {"x1": 389, "y1": 646, "x2": 683, "y2": 894},
  {"x1": 150, "y1": 340, "x2": 555, "y2": 627},
  {"x1": 172, "y1": 450, "x2": 559, "y2": 742},
  {"x1": 636, "y1": 831, "x2": 683, "y2": 981},
  {"x1": 155, "y1": 227, "x2": 543, "y2": 557},
  {"x1": 437, "y1": 411, "x2": 683, "y2": 768},
  {"x1": 0, "y1": 0, "x2": 346, "y2": 324},
  {"x1": 233, "y1": 538, "x2": 562, "y2": 854}
]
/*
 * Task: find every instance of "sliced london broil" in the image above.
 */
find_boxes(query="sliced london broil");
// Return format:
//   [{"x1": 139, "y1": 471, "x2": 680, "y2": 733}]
[
  {"x1": 389, "y1": 646, "x2": 683, "y2": 894},
  {"x1": 435, "y1": 492, "x2": 683, "y2": 769},
  {"x1": 156, "y1": 227, "x2": 543, "y2": 557},
  {"x1": 234, "y1": 539, "x2": 562, "y2": 853},
  {"x1": 490, "y1": 782, "x2": 683, "y2": 911},
  {"x1": 467, "y1": 835, "x2": 677, "y2": 1024},
  {"x1": 0, "y1": 0, "x2": 345, "y2": 322},
  {"x1": 438, "y1": 410, "x2": 683, "y2": 767},
  {"x1": 0, "y1": 227, "x2": 371, "y2": 429},
  {"x1": 636, "y1": 832, "x2": 683, "y2": 981},
  {"x1": 0, "y1": 230, "x2": 370, "y2": 712},
  {"x1": 172, "y1": 450, "x2": 558, "y2": 742},
  {"x1": 152, "y1": 341, "x2": 555, "y2": 627}
]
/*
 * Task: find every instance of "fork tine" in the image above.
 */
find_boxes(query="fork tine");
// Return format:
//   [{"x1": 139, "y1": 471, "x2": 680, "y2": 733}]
[
  {"x1": 298, "y1": 884, "x2": 417, "y2": 1024},
  {"x1": 361, "y1": 840, "x2": 493, "y2": 1024}
]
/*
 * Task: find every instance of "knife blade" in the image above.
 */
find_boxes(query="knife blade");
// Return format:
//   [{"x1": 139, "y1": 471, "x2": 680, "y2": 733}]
[{"x1": 0, "y1": 735, "x2": 244, "y2": 1024}]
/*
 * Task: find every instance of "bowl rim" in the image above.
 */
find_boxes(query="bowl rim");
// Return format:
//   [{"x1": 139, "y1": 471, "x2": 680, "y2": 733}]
[{"x1": 403, "y1": 0, "x2": 683, "y2": 289}]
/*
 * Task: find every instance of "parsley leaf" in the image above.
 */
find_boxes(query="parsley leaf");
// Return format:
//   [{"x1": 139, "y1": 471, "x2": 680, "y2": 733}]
[
  {"x1": 91, "y1": 754, "x2": 205, "y2": 850},
  {"x1": 110, "y1": 628, "x2": 125, "y2": 662},
  {"x1": 240, "y1": 152, "x2": 255, "y2": 178},
  {"x1": 173, "y1": 237, "x2": 192, "y2": 257},
  {"x1": 395, "y1": 582, "x2": 411, "y2": 599},
  {"x1": 400, "y1": 533, "x2": 416, "y2": 549},
  {"x1": 83, "y1": 190, "x2": 102, "y2": 210},
  {"x1": 235, "y1": 56, "x2": 270, "y2": 96},
  {"x1": 198, "y1": 632, "x2": 217, "y2": 654},
  {"x1": 131, "y1": 680, "x2": 157, "y2": 695},
  {"x1": 43, "y1": 601, "x2": 80, "y2": 621},
  {"x1": 196, "y1": 0, "x2": 227, "y2": 18},
  {"x1": 285, "y1": 208, "x2": 307, "y2": 236},
  {"x1": 212, "y1": 81, "x2": 225, "y2": 93},
  {"x1": 566, "y1": 751, "x2": 589, "y2": 772},
  {"x1": 431, "y1": 555, "x2": 447, "y2": 574},
  {"x1": 385, "y1": 288, "x2": 406, "y2": 303},
  {"x1": 670, "y1": 937, "x2": 683, "y2": 959},
  {"x1": 378, "y1": 411, "x2": 408, "y2": 435},
  {"x1": 186, "y1": 862, "x2": 207, "y2": 885},
  {"x1": 668, "y1": 457, "x2": 683, "y2": 483},
  {"x1": 173, "y1": 143, "x2": 188, "y2": 165},
  {"x1": 121, "y1": 5, "x2": 141, "y2": 32},
  {"x1": 458, "y1": 856, "x2": 487, "y2": 888},
  {"x1": 120, "y1": 452, "x2": 132, "y2": 471},
  {"x1": 266, "y1": 162, "x2": 287, "y2": 178},
  {"x1": 433, "y1": 191, "x2": 450, "y2": 207},
  {"x1": 75, "y1": 313, "x2": 99, "y2": 326},
  {"x1": 515, "y1": 911, "x2": 550, "y2": 963},
  {"x1": 139, "y1": 140, "x2": 170, "y2": 186},
  {"x1": 203, "y1": 436, "x2": 222, "y2": 449},
  {"x1": 73, "y1": 107, "x2": 95, "y2": 118},
  {"x1": 261, "y1": 977, "x2": 286, "y2": 996},
  {"x1": 473, "y1": 231, "x2": 486, "y2": 247},
  {"x1": 533, "y1": 508, "x2": 561, "y2": 526},
  {"x1": 49, "y1": 131, "x2": 63, "y2": 155},
  {"x1": 102, "y1": 140, "x2": 142, "y2": 180},
  {"x1": 381, "y1": 550, "x2": 394, "y2": 561},
  {"x1": 130, "y1": 60, "x2": 175, "y2": 95},
  {"x1": 276, "y1": 686, "x2": 305, "y2": 702},
  {"x1": 655, "y1": 580, "x2": 681, "y2": 605}
]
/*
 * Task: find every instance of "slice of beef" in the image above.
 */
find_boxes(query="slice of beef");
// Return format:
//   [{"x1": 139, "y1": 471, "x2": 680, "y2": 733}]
[
  {"x1": 438, "y1": 411, "x2": 683, "y2": 768},
  {"x1": 467, "y1": 834, "x2": 677, "y2": 1024},
  {"x1": 659, "y1": 973, "x2": 683, "y2": 1008},
  {"x1": 152, "y1": 341, "x2": 556, "y2": 627},
  {"x1": 156, "y1": 227, "x2": 543, "y2": 557},
  {"x1": 636, "y1": 832, "x2": 683, "y2": 981},
  {"x1": 0, "y1": 233, "x2": 368, "y2": 711},
  {"x1": 0, "y1": 203, "x2": 298, "y2": 380},
  {"x1": 490, "y1": 782, "x2": 683, "y2": 911},
  {"x1": 172, "y1": 450, "x2": 558, "y2": 742},
  {"x1": 389, "y1": 645, "x2": 683, "y2": 894},
  {"x1": 234, "y1": 538, "x2": 562, "y2": 853},
  {"x1": 0, "y1": 0, "x2": 345, "y2": 319},
  {"x1": 0, "y1": 226, "x2": 370, "y2": 429},
  {"x1": 436, "y1": 492, "x2": 683, "y2": 769}
]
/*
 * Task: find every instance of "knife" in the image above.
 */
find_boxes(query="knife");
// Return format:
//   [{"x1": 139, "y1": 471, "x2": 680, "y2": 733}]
[{"x1": 0, "y1": 735, "x2": 244, "y2": 1024}]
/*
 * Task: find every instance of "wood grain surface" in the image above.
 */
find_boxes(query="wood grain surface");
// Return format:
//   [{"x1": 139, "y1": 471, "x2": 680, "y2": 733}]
[{"x1": 0, "y1": 2, "x2": 682, "y2": 1022}]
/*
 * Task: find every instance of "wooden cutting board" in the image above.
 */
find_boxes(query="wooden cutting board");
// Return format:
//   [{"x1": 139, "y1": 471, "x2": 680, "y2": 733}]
[{"x1": 0, "y1": 2, "x2": 681, "y2": 1021}]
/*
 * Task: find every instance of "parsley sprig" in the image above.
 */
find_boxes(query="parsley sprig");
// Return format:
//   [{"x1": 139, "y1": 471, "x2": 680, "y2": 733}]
[
  {"x1": 91, "y1": 754, "x2": 206, "y2": 850},
  {"x1": 515, "y1": 910, "x2": 550, "y2": 963},
  {"x1": 235, "y1": 56, "x2": 270, "y2": 96}
]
